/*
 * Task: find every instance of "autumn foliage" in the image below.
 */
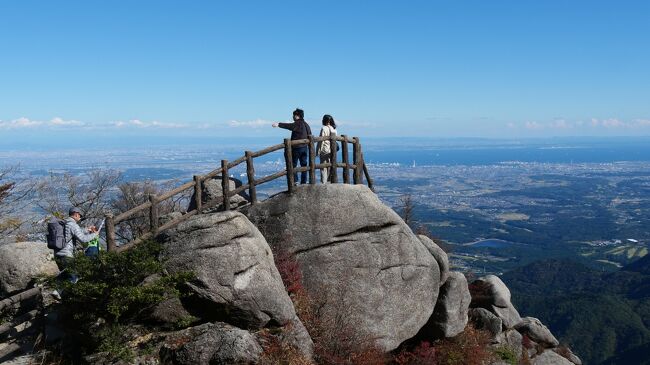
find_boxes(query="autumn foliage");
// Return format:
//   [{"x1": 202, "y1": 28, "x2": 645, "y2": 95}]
[{"x1": 270, "y1": 247, "x2": 499, "y2": 365}]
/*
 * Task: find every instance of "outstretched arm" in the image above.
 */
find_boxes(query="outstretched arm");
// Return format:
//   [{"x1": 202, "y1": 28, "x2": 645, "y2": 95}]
[{"x1": 276, "y1": 122, "x2": 294, "y2": 130}]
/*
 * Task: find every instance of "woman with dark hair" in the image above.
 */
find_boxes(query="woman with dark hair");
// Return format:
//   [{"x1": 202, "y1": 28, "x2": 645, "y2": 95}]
[{"x1": 316, "y1": 114, "x2": 338, "y2": 183}]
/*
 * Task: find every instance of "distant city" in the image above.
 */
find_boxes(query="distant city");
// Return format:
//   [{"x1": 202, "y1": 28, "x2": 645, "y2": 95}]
[{"x1": 2, "y1": 137, "x2": 649, "y2": 274}]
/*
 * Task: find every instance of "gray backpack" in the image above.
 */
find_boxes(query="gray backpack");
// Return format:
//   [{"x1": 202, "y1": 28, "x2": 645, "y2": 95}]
[{"x1": 46, "y1": 218, "x2": 67, "y2": 250}]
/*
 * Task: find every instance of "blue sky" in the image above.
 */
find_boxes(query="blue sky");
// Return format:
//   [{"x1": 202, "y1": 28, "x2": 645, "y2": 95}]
[{"x1": 1, "y1": 0, "x2": 649, "y2": 143}]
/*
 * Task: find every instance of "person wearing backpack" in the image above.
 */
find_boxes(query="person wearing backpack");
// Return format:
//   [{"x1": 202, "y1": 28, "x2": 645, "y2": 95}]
[
  {"x1": 53, "y1": 207, "x2": 98, "y2": 279},
  {"x1": 316, "y1": 114, "x2": 338, "y2": 183},
  {"x1": 272, "y1": 108, "x2": 313, "y2": 185}
]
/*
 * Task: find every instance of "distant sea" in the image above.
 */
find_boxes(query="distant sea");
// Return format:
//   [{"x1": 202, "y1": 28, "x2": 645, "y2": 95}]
[
  {"x1": 2, "y1": 137, "x2": 650, "y2": 177},
  {"x1": 361, "y1": 137, "x2": 650, "y2": 166}
]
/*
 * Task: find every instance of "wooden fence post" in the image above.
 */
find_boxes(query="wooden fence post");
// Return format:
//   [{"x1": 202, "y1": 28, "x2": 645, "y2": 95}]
[
  {"x1": 245, "y1": 151, "x2": 257, "y2": 204},
  {"x1": 193, "y1": 175, "x2": 202, "y2": 212},
  {"x1": 221, "y1": 159, "x2": 230, "y2": 211},
  {"x1": 149, "y1": 194, "x2": 159, "y2": 235},
  {"x1": 105, "y1": 213, "x2": 116, "y2": 252},
  {"x1": 308, "y1": 135, "x2": 316, "y2": 184},
  {"x1": 284, "y1": 139, "x2": 295, "y2": 193},
  {"x1": 353, "y1": 137, "x2": 362, "y2": 184},
  {"x1": 329, "y1": 133, "x2": 338, "y2": 183},
  {"x1": 341, "y1": 134, "x2": 350, "y2": 184},
  {"x1": 363, "y1": 159, "x2": 374, "y2": 191}
]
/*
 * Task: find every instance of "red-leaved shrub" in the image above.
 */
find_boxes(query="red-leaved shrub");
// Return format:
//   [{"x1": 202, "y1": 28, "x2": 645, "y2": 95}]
[
  {"x1": 258, "y1": 328, "x2": 312, "y2": 365},
  {"x1": 271, "y1": 245, "x2": 497, "y2": 365},
  {"x1": 394, "y1": 341, "x2": 437, "y2": 365},
  {"x1": 275, "y1": 247, "x2": 304, "y2": 295},
  {"x1": 274, "y1": 249, "x2": 387, "y2": 364}
]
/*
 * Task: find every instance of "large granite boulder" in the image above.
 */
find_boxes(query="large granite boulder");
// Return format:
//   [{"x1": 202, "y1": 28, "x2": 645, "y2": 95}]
[
  {"x1": 555, "y1": 347, "x2": 582, "y2": 365},
  {"x1": 246, "y1": 184, "x2": 440, "y2": 351},
  {"x1": 532, "y1": 349, "x2": 574, "y2": 365},
  {"x1": 515, "y1": 317, "x2": 559, "y2": 348},
  {"x1": 0, "y1": 241, "x2": 59, "y2": 295},
  {"x1": 418, "y1": 235, "x2": 450, "y2": 286},
  {"x1": 159, "y1": 210, "x2": 312, "y2": 357},
  {"x1": 188, "y1": 176, "x2": 248, "y2": 212},
  {"x1": 494, "y1": 329, "x2": 523, "y2": 358},
  {"x1": 419, "y1": 271, "x2": 470, "y2": 339},
  {"x1": 159, "y1": 322, "x2": 262, "y2": 365},
  {"x1": 469, "y1": 308, "x2": 502, "y2": 337},
  {"x1": 469, "y1": 275, "x2": 522, "y2": 329}
]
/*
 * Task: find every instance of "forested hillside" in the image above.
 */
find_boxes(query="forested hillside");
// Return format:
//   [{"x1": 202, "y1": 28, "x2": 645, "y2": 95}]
[{"x1": 502, "y1": 259, "x2": 650, "y2": 364}]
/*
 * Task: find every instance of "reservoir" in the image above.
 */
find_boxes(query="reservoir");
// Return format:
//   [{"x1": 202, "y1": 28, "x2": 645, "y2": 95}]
[{"x1": 467, "y1": 239, "x2": 513, "y2": 248}]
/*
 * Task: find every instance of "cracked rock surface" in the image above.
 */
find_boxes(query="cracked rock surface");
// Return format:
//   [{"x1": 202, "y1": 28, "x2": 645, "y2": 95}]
[
  {"x1": 246, "y1": 184, "x2": 440, "y2": 350},
  {"x1": 159, "y1": 322, "x2": 262, "y2": 365},
  {"x1": 160, "y1": 211, "x2": 303, "y2": 332},
  {"x1": 0, "y1": 241, "x2": 59, "y2": 296}
]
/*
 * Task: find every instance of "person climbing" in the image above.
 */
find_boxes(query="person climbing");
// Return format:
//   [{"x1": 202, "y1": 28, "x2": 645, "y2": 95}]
[
  {"x1": 316, "y1": 114, "x2": 338, "y2": 183},
  {"x1": 272, "y1": 108, "x2": 313, "y2": 185}
]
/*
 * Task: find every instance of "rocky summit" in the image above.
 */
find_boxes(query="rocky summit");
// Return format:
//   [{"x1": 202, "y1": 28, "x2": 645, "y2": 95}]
[
  {"x1": 0, "y1": 184, "x2": 581, "y2": 365},
  {"x1": 246, "y1": 184, "x2": 441, "y2": 351}
]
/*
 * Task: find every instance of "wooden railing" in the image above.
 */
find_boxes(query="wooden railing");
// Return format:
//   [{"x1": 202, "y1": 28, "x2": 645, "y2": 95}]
[
  {"x1": 0, "y1": 286, "x2": 42, "y2": 360},
  {"x1": 105, "y1": 135, "x2": 373, "y2": 252}
]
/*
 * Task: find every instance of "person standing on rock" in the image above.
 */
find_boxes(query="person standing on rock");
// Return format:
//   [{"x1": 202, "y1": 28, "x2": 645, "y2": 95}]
[
  {"x1": 316, "y1": 114, "x2": 338, "y2": 183},
  {"x1": 54, "y1": 207, "x2": 99, "y2": 282},
  {"x1": 272, "y1": 108, "x2": 312, "y2": 185}
]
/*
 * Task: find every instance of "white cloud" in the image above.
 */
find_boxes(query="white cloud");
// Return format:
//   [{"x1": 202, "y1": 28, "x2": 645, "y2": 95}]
[
  {"x1": 228, "y1": 119, "x2": 274, "y2": 128},
  {"x1": 0, "y1": 117, "x2": 85, "y2": 129},
  {"x1": 49, "y1": 117, "x2": 85, "y2": 126},
  {"x1": 525, "y1": 121, "x2": 543, "y2": 130},
  {"x1": 0, "y1": 117, "x2": 42, "y2": 129},
  {"x1": 110, "y1": 119, "x2": 188, "y2": 129},
  {"x1": 512, "y1": 117, "x2": 650, "y2": 132},
  {"x1": 601, "y1": 118, "x2": 624, "y2": 128}
]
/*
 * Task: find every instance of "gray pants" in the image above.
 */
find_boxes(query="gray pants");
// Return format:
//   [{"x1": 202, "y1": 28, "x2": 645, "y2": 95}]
[{"x1": 319, "y1": 154, "x2": 331, "y2": 183}]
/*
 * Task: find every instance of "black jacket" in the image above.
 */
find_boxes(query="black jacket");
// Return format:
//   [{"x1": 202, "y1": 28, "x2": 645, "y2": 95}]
[{"x1": 278, "y1": 119, "x2": 312, "y2": 147}]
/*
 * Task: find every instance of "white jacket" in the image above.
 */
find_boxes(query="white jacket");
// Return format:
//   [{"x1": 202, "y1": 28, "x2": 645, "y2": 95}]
[{"x1": 317, "y1": 125, "x2": 337, "y2": 155}]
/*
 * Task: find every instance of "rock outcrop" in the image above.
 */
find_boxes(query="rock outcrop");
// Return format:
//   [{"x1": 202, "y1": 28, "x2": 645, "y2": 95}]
[
  {"x1": 515, "y1": 317, "x2": 559, "y2": 348},
  {"x1": 159, "y1": 210, "x2": 313, "y2": 356},
  {"x1": 495, "y1": 329, "x2": 523, "y2": 358},
  {"x1": 469, "y1": 308, "x2": 502, "y2": 337},
  {"x1": 531, "y1": 349, "x2": 574, "y2": 365},
  {"x1": 159, "y1": 322, "x2": 263, "y2": 365},
  {"x1": 0, "y1": 241, "x2": 59, "y2": 295},
  {"x1": 467, "y1": 275, "x2": 580, "y2": 365},
  {"x1": 469, "y1": 275, "x2": 522, "y2": 329},
  {"x1": 188, "y1": 176, "x2": 248, "y2": 212},
  {"x1": 419, "y1": 271, "x2": 470, "y2": 338},
  {"x1": 246, "y1": 184, "x2": 441, "y2": 351},
  {"x1": 0, "y1": 183, "x2": 583, "y2": 365},
  {"x1": 418, "y1": 235, "x2": 450, "y2": 286}
]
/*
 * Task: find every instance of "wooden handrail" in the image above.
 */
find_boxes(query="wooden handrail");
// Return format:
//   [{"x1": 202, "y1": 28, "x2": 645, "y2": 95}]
[
  {"x1": 106, "y1": 136, "x2": 374, "y2": 252},
  {"x1": 0, "y1": 309, "x2": 39, "y2": 338},
  {"x1": 0, "y1": 287, "x2": 40, "y2": 312},
  {"x1": 251, "y1": 143, "x2": 284, "y2": 158},
  {"x1": 158, "y1": 181, "x2": 195, "y2": 202}
]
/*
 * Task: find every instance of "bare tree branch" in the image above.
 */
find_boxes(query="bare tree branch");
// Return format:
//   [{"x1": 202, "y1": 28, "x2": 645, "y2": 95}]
[{"x1": 398, "y1": 194, "x2": 415, "y2": 228}]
